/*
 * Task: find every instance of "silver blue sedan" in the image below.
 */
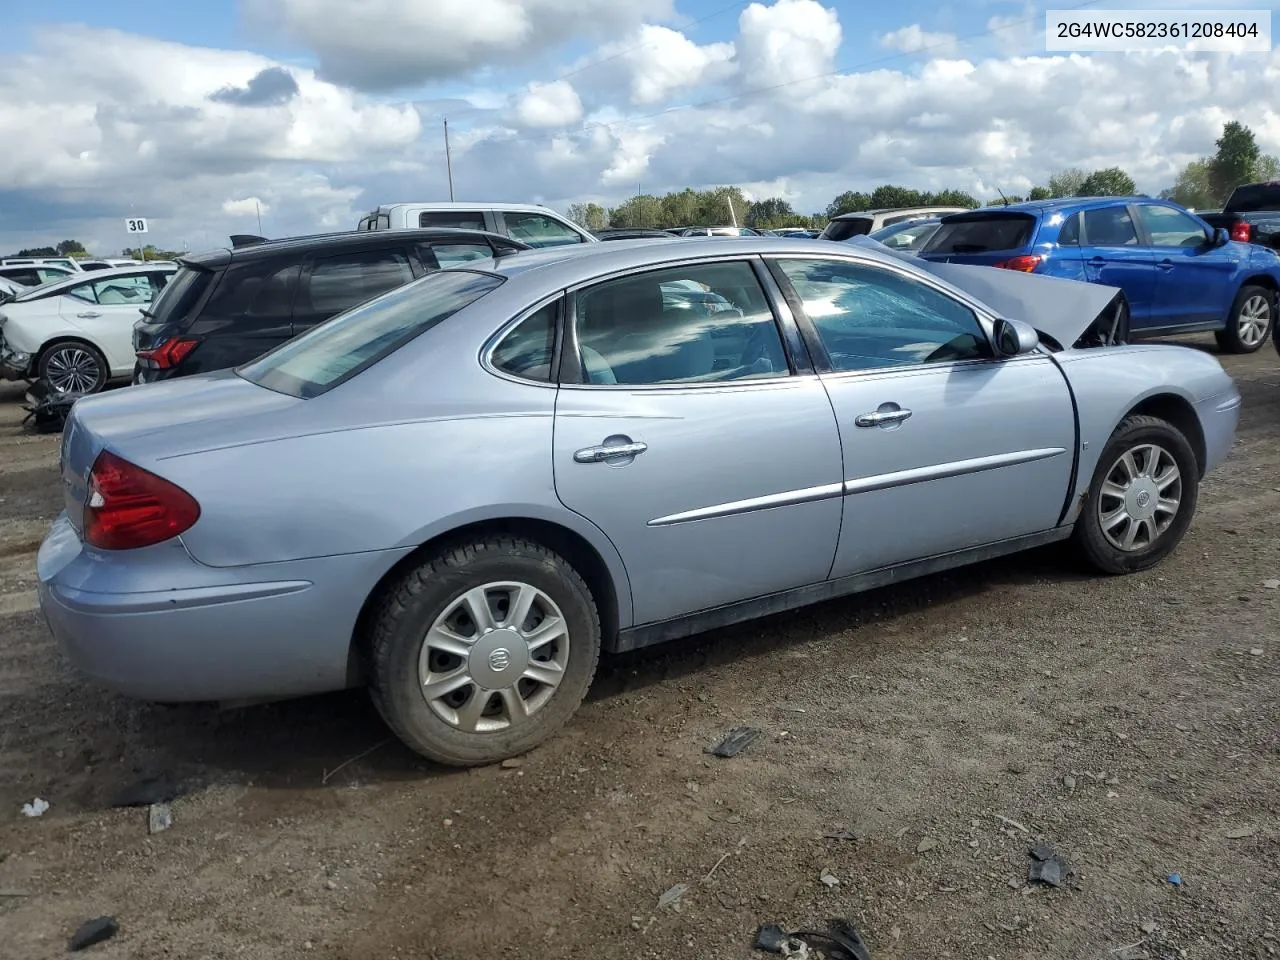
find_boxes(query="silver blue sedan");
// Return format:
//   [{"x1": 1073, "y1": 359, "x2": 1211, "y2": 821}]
[{"x1": 38, "y1": 237, "x2": 1241, "y2": 766}]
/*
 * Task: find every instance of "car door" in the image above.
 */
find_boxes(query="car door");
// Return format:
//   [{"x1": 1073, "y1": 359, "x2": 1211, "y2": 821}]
[
  {"x1": 1080, "y1": 203, "x2": 1159, "y2": 326},
  {"x1": 767, "y1": 255, "x2": 1077, "y2": 578},
  {"x1": 292, "y1": 246, "x2": 417, "y2": 335},
  {"x1": 1133, "y1": 203, "x2": 1236, "y2": 328},
  {"x1": 551, "y1": 257, "x2": 845, "y2": 626},
  {"x1": 58, "y1": 273, "x2": 161, "y2": 373}
]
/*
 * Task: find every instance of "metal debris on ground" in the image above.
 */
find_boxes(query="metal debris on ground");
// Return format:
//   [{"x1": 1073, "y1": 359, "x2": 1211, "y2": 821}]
[
  {"x1": 657, "y1": 883, "x2": 688, "y2": 909},
  {"x1": 706, "y1": 725, "x2": 763, "y2": 758},
  {"x1": 20, "y1": 381, "x2": 81, "y2": 434},
  {"x1": 68, "y1": 916, "x2": 118, "y2": 952},
  {"x1": 753, "y1": 918, "x2": 872, "y2": 960},
  {"x1": 1167, "y1": 872, "x2": 1182, "y2": 886},
  {"x1": 148, "y1": 803, "x2": 173, "y2": 835},
  {"x1": 110, "y1": 776, "x2": 187, "y2": 808},
  {"x1": 1027, "y1": 843, "x2": 1069, "y2": 887},
  {"x1": 21, "y1": 797, "x2": 49, "y2": 818}
]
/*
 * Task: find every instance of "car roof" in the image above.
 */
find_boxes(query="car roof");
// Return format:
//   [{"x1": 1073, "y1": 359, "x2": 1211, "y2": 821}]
[
  {"x1": 832, "y1": 206, "x2": 967, "y2": 220},
  {"x1": 181, "y1": 228, "x2": 523, "y2": 268},
  {"x1": 374, "y1": 202, "x2": 561, "y2": 214},
  {"x1": 9, "y1": 262, "x2": 175, "y2": 299},
  {"x1": 964, "y1": 196, "x2": 1161, "y2": 217}
]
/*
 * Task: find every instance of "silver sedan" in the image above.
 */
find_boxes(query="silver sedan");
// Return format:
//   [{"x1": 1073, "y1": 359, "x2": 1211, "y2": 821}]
[{"x1": 38, "y1": 237, "x2": 1241, "y2": 766}]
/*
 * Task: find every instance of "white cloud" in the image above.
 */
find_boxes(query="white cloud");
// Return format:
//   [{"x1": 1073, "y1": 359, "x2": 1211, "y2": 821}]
[
  {"x1": 735, "y1": 0, "x2": 842, "y2": 91},
  {"x1": 586, "y1": 24, "x2": 736, "y2": 106},
  {"x1": 247, "y1": 0, "x2": 675, "y2": 90},
  {"x1": 222, "y1": 197, "x2": 269, "y2": 216},
  {"x1": 879, "y1": 24, "x2": 959, "y2": 57},
  {"x1": 511, "y1": 79, "x2": 584, "y2": 128}
]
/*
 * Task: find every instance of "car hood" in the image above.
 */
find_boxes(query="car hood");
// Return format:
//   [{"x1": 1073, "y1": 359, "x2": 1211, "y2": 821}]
[{"x1": 847, "y1": 236, "x2": 1124, "y2": 347}]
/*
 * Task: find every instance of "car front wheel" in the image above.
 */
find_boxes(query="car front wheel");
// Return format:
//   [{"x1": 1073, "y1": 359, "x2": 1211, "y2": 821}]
[
  {"x1": 1215, "y1": 284, "x2": 1274, "y2": 354},
  {"x1": 39, "y1": 340, "x2": 109, "y2": 394},
  {"x1": 367, "y1": 535, "x2": 601, "y2": 766},
  {"x1": 1073, "y1": 414, "x2": 1200, "y2": 575}
]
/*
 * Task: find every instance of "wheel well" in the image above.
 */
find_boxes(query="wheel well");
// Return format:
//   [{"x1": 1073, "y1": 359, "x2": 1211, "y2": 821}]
[
  {"x1": 1241, "y1": 274, "x2": 1279, "y2": 296},
  {"x1": 346, "y1": 518, "x2": 622, "y2": 685},
  {"x1": 1125, "y1": 394, "x2": 1206, "y2": 476},
  {"x1": 36, "y1": 336, "x2": 102, "y2": 367}
]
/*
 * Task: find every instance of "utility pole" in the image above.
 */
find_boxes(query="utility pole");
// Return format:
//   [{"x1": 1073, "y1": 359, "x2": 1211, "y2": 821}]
[
  {"x1": 256, "y1": 200, "x2": 263, "y2": 234},
  {"x1": 444, "y1": 120, "x2": 455, "y2": 202}
]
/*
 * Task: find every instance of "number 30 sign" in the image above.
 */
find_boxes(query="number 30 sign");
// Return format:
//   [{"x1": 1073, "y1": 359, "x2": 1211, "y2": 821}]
[{"x1": 125, "y1": 218, "x2": 149, "y2": 234}]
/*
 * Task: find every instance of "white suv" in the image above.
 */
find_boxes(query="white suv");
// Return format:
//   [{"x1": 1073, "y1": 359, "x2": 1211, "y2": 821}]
[
  {"x1": 819, "y1": 206, "x2": 971, "y2": 242},
  {"x1": 358, "y1": 203, "x2": 596, "y2": 248}
]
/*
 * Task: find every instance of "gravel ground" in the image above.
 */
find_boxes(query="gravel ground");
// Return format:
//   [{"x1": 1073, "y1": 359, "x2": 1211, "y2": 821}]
[{"x1": 0, "y1": 337, "x2": 1277, "y2": 960}]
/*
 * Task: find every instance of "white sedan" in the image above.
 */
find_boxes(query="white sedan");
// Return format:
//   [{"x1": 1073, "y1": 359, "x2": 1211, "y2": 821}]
[{"x1": 0, "y1": 264, "x2": 176, "y2": 394}]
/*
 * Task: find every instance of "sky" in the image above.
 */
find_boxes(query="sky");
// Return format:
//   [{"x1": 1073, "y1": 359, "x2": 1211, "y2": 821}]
[{"x1": 0, "y1": 0, "x2": 1276, "y2": 254}]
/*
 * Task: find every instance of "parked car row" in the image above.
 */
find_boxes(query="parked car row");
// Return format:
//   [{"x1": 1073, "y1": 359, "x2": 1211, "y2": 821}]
[{"x1": 36, "y1": 233, "x2": 1242, "y2": 767}]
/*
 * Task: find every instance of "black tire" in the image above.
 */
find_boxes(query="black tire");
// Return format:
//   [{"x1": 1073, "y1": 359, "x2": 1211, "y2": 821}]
[
  {"x1": 1215, "y1": 284, "x2": 1274, "y2": 354},
  {"x1": 38, "y1": 340, "x2": 108, "y2": 394},
  {"x1": 1072, "y1": 414, "x2": 1200, "y2": 575},
  {"x1": 367, "y1": 536, "x2": 601, "y2": 767}
]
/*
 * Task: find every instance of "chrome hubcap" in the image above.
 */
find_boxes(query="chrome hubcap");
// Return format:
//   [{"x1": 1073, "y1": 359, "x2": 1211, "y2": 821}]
[
  {"x1": 1237, "y1": 294, "x2": 1271, "y2": 347},
  {"x1": 418, "y1": 581, "x2": 569, "y2": 733},
  {"x1": 1098, "y1": 443, "x2": 1181, "y2": 552},
  {"x1": 45, "y1": 347, "x2": 100, "y2": 393}
]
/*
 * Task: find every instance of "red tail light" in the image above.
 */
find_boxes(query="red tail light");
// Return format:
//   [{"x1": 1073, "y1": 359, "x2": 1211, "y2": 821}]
[
  {"x1": 83, "y1": 450, "x2": 200, "y2": 550},
  {"x1": 1230, "y1": 221, "x2": 1252, "y2": 243},
  {"x1": 137, "y1": 336, "x2": 198, "y2": 369},
  {"x1": 993, "y1": 255, "x2": 1042, "y2": 273}
]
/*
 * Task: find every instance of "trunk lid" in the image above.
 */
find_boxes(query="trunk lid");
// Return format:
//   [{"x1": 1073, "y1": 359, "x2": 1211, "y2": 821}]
[{"x1": 59, "y1": 372, "x2": 302, "y2": 533}]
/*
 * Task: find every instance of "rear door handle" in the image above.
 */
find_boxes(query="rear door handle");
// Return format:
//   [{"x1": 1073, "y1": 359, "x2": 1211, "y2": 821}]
[
  {"x1": 855, "y1": 409, "x2": 912, "y2": 428},
  {"x1": 76, "y1": 311, "x2": 101, "y2": 319},
  {"x1": 1086, "y1": 257, "x2": 1106, "y2": 267},
  {"x1": 1157, "y1": 259, "x2": 1174, "y2": 270},
  {"x1": 574, "y1": 441, "x2": 648, "y2": 463}
]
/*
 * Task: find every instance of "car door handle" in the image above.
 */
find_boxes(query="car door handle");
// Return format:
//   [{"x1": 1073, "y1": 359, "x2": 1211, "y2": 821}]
[
  {"x1": 1157, "y1": 259, "x2": 1174, "y2": 270},
  {"x1": 76, "y1": 311, "x2": 101, "y2": 319},
  {"x1": 574, "y1": 441, "x2": 648, "y2": 463},
  {"x1": 855, "y1": 409, "x2": 912, "y2": 428},
  {"x1": 1086, "y1": 257, "x2": 1106, "y2": 267}
]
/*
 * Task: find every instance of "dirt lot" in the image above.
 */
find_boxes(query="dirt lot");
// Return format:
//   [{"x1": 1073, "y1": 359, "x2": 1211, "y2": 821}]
[{"x1": 0, "y1": 339, "x2": 1277, "y2": 960}]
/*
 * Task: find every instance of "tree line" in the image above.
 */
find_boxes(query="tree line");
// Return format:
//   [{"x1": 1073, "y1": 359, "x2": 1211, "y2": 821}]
[
  {"x1": 11, "y1": 239, "x2": 185, "y2": 260},
  {"x1": 568, "y1": 120, "x2": 1278, "y2": 233}
]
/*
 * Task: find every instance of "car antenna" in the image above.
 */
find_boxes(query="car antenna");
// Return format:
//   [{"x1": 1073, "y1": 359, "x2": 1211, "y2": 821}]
[{"x1": 996, "y1": 187, "x2": 1010, "y2": 207}]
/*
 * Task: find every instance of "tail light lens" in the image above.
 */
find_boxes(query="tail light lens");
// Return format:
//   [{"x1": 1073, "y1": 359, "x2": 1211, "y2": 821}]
[
  {"x1": 994, "y1": 255, "x2": 1042, "y2": 273},
  {"x1": 137, "y1": 336, "x2": 198, "y2": 369},
  {"x1": 1230, "y1": 221, "x2": 1253, "y2": 243},
  {"x1": 83, "y1": 450, "x2": 200, "y2": 550}
]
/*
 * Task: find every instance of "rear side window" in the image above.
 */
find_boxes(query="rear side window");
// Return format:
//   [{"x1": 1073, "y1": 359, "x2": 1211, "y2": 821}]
[
  {"x1": 822, "y1": 218, "x2": 873, "y2": 242},
  {"x1": 1225, "y1": 183, "x2": 1280, "y2": 213},
  {"x1": 0, "y1": 268, "x2": 42, "y2": 286},
  {"x1": 490, "y1": 300, "x2": 559, "y2": 382},
  {"x1": 419, "y1": 210, "x2": 486, "y2": 230},
  {"x1": 425, "y1": 242, "x2": 495, "y2": 268},
  {"x1": 923, "y1": 215, "x2": 1035, "y2": 254},
  {"x1": 145, "y1": 265, "x2": 215, "y2": 326},
  {"x1": 238, "y1": 269, "x2": 504, "y2": 398},
  {"x1": 304, "y1": 249, "x2": 415, "y2": 316},
  {"x1": 502, "y1": 212, "x2": 585, "y2": 248},
  {"x1": 1082, "y1": 206, "x2": 1139, "y2": 246},
  {"x1": 1056, "y1": 213, "x2": 1081, "y2": 246}
]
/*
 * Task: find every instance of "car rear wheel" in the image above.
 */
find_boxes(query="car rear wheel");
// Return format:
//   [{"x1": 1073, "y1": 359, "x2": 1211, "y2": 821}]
[
  {"x1": 367, "y1": 535, "x2": 601, "y2": 766},
  {"x1": 1215, "y1": 284, "x2": 1273, "y2": 354},
  {"x1": 1072, "y1": 415, "x2": 1199, "y2": 575},
  {"x1": 39, "y1": 340, "x2": 108, "y2": 394}
]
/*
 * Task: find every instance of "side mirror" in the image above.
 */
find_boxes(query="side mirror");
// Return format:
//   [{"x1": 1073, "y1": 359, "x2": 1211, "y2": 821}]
[
  {"x1": 993, "y1": 317, "x2": 1040, "y2": 356},
  {"x1": 1211, "y1": 227, "x2": 1230, "y2": 247}
]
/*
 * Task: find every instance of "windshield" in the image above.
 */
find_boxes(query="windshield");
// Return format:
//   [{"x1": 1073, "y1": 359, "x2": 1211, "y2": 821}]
[
  {"x1": 922, "y1": 214, "x2": 1036, "y2": 254},
  {"x1": 238, "y1": 268, "x2": 504, "y2": 399},
  {"x1": 821, "y1": 217, "x2": 873, "y2": 242},
  {"x1": 143, "y1": 264, "x2": 214, "y2": 324},
  {"x1": 1225, "y1": 183, "x2": 1280, "y2": 213}
]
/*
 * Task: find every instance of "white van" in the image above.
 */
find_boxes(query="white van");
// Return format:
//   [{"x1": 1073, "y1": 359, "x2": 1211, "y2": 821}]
[{"x1": 357, "y1": 203, "x2": 597, "y2": 248}]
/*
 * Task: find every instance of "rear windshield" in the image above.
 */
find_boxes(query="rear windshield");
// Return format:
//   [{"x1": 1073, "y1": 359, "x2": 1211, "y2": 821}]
[
  {"x1": 237, "y1": 269, "x2": 503, "y2": 398},
  {"x1": 922, "y1": 214, "x2": 1036, "y2": 254},
  {"x1": 142, "y1": 265, "x2": 214, "y2": 325},
  {"x1": 821, "y1": 217, "x2": 873, "y2": 242},
  {"x1": 1224, "y1": 183, "x2": 1280, "y2": 213}
]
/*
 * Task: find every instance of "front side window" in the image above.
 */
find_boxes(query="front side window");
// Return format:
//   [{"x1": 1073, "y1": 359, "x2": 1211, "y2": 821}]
[
  {"x1": 1082, "y1": 205, "x2": 1139, "y2": 246},
  {"x1": 239, "y1": 269, "x2": 503, "y2": 398},
  {"x1": 774, "y1": 258, "x2": 990, "y2": 372},
  {"x1": 1135, "y1": 205, "x2": 1207, "y2": 248},
  {"x1": 503, "y1": 212, "x2": 584, "y2": 248},
  {"x1": 572, "y1": 261, "x2": 789, "y2": 385},
  {"x1": 304, "y1": 249, "x2": 415, "y2": 316},
  {"x1": 419, "y1": 210, "x2": 486, "y2": 230},
  {"x1": 491, "y1": 300, "x2": 558, "y2": 382}
]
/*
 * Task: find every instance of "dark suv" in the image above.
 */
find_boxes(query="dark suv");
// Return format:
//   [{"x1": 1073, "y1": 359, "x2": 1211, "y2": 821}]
[{"x1": 132, "y1": 228, "x2": 527, "y2": 383}]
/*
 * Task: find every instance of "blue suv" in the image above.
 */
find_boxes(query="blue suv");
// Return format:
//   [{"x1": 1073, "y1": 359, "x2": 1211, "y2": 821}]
[{"x1": 918, "y1": 197, "x2": 1280, "y2": 353}]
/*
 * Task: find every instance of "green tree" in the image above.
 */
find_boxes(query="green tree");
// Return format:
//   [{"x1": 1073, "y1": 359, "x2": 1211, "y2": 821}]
[
  {"x1": 17, "y1": 246, "x2": 57, "y2": 257},
  {"x1": 566, "y1": 202, "x2": 607, "y2": 231},
  {"x1": 927, "y1": 188, "x2": 979, "y2": 208},
  {"x1": 55, "y1": 239, "x2": 87, "y2": 255},
  {"x1": 1209, "y1": 120, "x2": 1260, "y2": 203},
  {"x1": 1167, "y1": 158, "x2": 1216, "y2": 210},
  {"x1": 826, "y1": 191, "x2": 871, "y2": 218},
  {"x1": 1078, "y1": 167, "x2": 1136, "y2": 196},
  {"x1": 1047, "y1": 168, "x2": 1088, "y2": 198},
  {"x1": 868, "y1": 184, "x2": 928, "y2": 208},
  {"x1": 745, "y1": 197, "x2": 795, "y2": 228},
  {"x1": 1027, "y1": 186, "x2": 1053, "y2": 201}
]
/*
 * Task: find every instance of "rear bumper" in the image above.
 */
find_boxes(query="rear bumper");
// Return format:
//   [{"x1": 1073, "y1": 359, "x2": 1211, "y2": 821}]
[{"x1": 37, "y1": 514, "x2": 413, "y2": 703}]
